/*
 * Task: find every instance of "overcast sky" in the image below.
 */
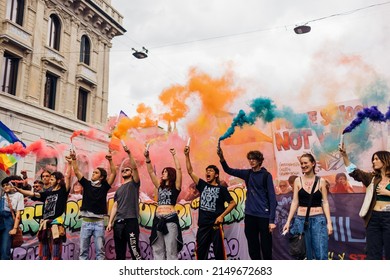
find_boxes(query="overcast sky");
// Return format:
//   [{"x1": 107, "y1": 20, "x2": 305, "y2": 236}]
[{"x1": 108, "y1": 0, "x2": 390, "y2": 125}]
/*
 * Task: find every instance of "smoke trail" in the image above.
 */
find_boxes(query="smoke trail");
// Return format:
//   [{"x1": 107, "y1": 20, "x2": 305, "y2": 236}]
[
  {"x1": 385, "y1": 106, "x2": 390, "y2": 121},
  {"x1": 0, "y1": 140, "x2": 45, "y2": 157},
  {"x1": 70, "y1": 129, "x2": 97, "y2": 141},
  {"x1": 219, "y1": 97, "x2": 311, "y2": 141},
  {"x1": 112, "y1": 103, "x2": 157, "y2": 140},
  {"x1": 219, "y1": 98, "x2": 275, "y2": 141},
  {"x1": 342, "y1": 106, "x2": 385, "y2": 134}
]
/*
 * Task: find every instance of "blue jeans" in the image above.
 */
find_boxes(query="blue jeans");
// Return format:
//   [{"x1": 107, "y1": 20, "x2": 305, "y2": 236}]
[
  {"x1": 0, "y1": 211, "x2": 13, "y2": 260},
  {"x1": 79, "y1": 220, "x2": 105, "y2": 260},
  {"x1": 290, "y1": 214, "x2": 328, "y2": 260}
]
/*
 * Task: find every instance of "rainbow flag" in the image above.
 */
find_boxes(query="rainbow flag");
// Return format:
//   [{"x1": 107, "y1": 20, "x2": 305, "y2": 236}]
[{"x1": 0, "y1": 121, "x2": 25, "y2": 174}]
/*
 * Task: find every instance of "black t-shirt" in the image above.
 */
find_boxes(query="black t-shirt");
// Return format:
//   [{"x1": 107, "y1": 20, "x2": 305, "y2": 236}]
[
  {"x1": 196, "y1": 179, "x2": 233, "y2": 226},
  {"x1": 79, "y1": 177, "x2": 111, "y2": 215},
  {"x1": 37, "y1": 185, "x2": 69, "y2": 220},
  {"x1": 157, "y1": 186, "x2": 180, "y2": 206}
]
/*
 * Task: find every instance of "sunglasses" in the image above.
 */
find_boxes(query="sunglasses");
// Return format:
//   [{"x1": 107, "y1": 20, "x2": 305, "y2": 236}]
[
  {"x1": 121, "y1": 168, "x2": 132, "y2": 173},
  {"x1": 33, "y1": 185, "x2": 42, "y2": 188}
]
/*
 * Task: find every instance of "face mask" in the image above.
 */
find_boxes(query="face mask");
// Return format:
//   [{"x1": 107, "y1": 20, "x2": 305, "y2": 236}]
[{"x1": 91, "y1": 180, "x2": 100, "y2": 186}]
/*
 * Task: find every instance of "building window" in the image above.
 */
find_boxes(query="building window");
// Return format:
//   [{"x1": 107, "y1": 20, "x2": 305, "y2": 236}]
[
  {"x1": 77, "y1": 88, "x2": 89, "y2": 121},
  {"x1": 80, "y1": 35, "x2": 91, "y2": 65},
  {"x1": 1, "y1": 52, "x2": 19, "y2": 95},
  {"x1": 44, "y1": 73, "x2": 57, "y2": 110},
  {"x1": 6, "y1": 0, "x2": 24, "y2": 26},
  {"x1": 47, "y1": 14, "x2": 61, "y2": 50}
]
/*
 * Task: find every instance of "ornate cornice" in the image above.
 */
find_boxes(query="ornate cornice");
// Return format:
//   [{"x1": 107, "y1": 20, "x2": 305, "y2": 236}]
[{"x1": 55, "y1": 0, "x2": 126, "y2": 41}]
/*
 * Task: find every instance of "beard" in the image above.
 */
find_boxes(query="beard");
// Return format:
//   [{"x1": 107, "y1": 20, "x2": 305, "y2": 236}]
[{"x1": 122, "y1": 175, "x2": 131, "y2": 180}]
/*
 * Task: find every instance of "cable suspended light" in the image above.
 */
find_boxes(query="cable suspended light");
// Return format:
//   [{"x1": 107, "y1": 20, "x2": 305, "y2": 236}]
[
  {"x1": 294, "y1": 25, "x2": 311, "y2": 34},
  {"x1": 132, "y1": 47, "x2": 148, "y2": 59}
]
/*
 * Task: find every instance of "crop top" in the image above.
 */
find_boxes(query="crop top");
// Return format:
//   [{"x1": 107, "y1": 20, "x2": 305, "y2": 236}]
[
  {"x1": 298, "y1": 188, "x2": 323, "y2": 207},
  {"x1": 298, "y1": 177, "x2": 323, "y2": 207},
  {"x1": 376, "y1": 183, "x2": 390, "y2": 202},
  {"x1": 157, "y1": 187, "x2": 180, "y2": 206}
]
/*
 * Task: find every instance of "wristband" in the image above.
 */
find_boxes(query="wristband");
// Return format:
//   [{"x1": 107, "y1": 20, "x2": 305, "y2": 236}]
[{"x1": 146, "y1": 160, "x2": 151, "y2": 164}]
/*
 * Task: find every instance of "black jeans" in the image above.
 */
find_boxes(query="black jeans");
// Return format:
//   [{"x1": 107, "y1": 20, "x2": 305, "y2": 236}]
[
  {"x1": 366, "y1": 211, "x2": 390, "y2": 260},
  {"x1": 196, "y1": 224, "x2": 226, "y2": 260},
  {"x1": 113, "y1": 218, "x2": 142, "y2": 260},
  {"x1": 244, "y1": 214, "x2": 272, "y2": 260}
]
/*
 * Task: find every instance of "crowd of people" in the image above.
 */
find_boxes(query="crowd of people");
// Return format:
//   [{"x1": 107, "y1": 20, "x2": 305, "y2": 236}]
[{"x1": 1, "y1": 141, "x2": 389, "y2": 260}]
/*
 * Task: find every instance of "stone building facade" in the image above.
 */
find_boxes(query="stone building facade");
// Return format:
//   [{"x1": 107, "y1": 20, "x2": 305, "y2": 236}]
[{"x1": 0, "y1": 0, "x2": 125, "y2": 180}]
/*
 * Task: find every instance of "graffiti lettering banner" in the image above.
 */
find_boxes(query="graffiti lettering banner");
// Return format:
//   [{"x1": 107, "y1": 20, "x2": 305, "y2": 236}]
[{"x1": 12, "y1": 189, "x2": 367, "y2": 260}]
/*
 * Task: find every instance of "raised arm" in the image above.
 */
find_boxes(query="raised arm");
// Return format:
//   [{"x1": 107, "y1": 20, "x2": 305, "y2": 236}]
[
  {"x1": 339, "y1": 142, "x2": 373, "y2": 186},
  {"x1": 184, "y1": 146, "x2": 199, "y2": 185},
  {"x1": 339, "y1": 143, "x2": 351, "y2": 167},
  {"x1": 217, "y1": 145, "x2": 249, "y2": 180},
  {"x1": 65, "y1": 154, "x2": 73, "y2": 192},
  {"x1": 70, "y1": 150, "x2": 83, "y2": 181},
  {"x1": 217, "y1": 145, "x2": 225, "y2": 162},
  {"x1": 106, "y1": 151, "x2": 117, "y2": 186},
  {"x1": 20, "y1": 170, "x2": 29, "y2": 188},
  {"x1": 123, "y1": 144, "x2": 139, "y2": 184},
  {"x1": 170, "y1": 148, "x2": 182, "y2": 191},
  {"x1": 144, "y1": 149, "x2": 160, "y2": 188}
]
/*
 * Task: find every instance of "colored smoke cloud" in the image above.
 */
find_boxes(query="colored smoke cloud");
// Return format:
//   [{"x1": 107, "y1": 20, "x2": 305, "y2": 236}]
[
  {"x1": 342, "y1": 106, "x2": 386, "y2": 134},
  {"x1": 219, "y1": 97, "x2": 311, "y2": 141}
]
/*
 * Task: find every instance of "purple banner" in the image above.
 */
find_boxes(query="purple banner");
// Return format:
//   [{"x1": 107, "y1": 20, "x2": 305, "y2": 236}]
[{"x1": 273, "y1": 193, "x2": 367, "y2": 260}]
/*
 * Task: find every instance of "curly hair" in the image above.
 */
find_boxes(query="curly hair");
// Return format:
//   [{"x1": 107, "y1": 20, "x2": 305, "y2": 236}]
[{"x1": 246, "y1": 150, "x2": 264, "y2": 165}]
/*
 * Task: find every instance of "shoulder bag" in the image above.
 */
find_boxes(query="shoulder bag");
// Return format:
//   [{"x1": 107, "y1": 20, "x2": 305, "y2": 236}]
[{"x1": 288, "y1": 176, "x2": 319, "y2": 259}]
